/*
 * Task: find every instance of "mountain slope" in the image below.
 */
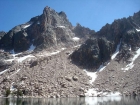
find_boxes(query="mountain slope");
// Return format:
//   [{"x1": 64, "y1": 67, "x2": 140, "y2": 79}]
[{"x1": 70, "y1": 11, "x2": 140, "y2": 96}]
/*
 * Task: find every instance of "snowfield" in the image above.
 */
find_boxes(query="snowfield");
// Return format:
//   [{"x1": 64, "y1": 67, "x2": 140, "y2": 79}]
[{"x1": 111, "y1": 40, "x2": 121, "y2": 60}]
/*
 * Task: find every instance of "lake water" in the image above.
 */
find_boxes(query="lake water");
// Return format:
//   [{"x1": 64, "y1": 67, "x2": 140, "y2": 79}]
[{"x1": 0, "y1": 96, "x2": 140, "y2": 105}]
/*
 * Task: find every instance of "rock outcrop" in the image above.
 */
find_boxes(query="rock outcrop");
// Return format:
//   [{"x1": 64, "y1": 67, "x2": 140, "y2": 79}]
[{"x1": 72, "y1": 23, "x2": 95, "y2": 39}]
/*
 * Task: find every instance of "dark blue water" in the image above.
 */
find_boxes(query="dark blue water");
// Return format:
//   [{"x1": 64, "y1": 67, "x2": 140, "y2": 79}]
[{"x1": 0, "y1": 96, "x2": 140, "y2": 105}]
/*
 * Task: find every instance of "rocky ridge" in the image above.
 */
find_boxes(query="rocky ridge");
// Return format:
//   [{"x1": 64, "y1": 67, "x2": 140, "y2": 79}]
[
  {"x1": 71, "y1": 11, "x2": 140, "y2": 71},
  {"x1": 0, "y1": 6, "x2": 94, "y2": 53}
]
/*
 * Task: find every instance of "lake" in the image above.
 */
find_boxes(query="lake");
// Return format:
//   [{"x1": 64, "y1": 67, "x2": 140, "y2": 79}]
[{"x1": 0, "y1": 96, "x2": 140, "y2": 105}]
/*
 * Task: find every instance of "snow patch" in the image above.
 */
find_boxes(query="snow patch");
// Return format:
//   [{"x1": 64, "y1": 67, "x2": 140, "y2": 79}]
[
  {"x1": 101, "y1": 91, "x2": 121, "y2": 97},
  {"x1": 97, "y1": 65, "x2": 106, "y2": 72},
  {"x1": 129, "y1": 45, "x2": 131, "y2": 51},
  {"x1": 61, "y1": 48, "x2": 66, "y2": 50},
  {"x1": 23, "y1": 24, "x2": 31, "y2": 29},
  {"x1": 10, "y1": 82, "x2": 15, "y2": 92},
  {"x1": 5, "y1": 59, "x2": 15, "y2": 62},
  {"x1": 10, "y1": 49, "x2": 15, "y2": 54},
  {"x1": 85, "y1": 88, "x2": 98, "y2": 97},
  {"x1": 84, "y1": 69, "x2": 97, "y2": 84},
  {"x1": 74, "y1": 44, "x2": 81, "y2": 48},
  {"x1": 136, "y1": 29, "x2": 140, "y2": 32},
  {"x1": 5, "y1": 53, "x2": 35, "y2": 63},
  {"x1": 57, "y1": 26, "x2": 65, "y2": 28},
  {"x1": 85, "y1": 88, "x2": 121, "y2": 97},
  {"x1": 72, "y1": 37, "x2": 80, "y2": 41},
  {"x1": 38, "y1": 51, "x2": 60, "y2": 57},
  {"x1": 97, "y1": 63, "x2": 110, "y2": 72},
  {"x1": 131, "y1": 48, "x2": 140, "y2": 61},
  {"x1": 37, "y1": 21, "x2": 40, "y2": 25},
  {"x1": 111, "y1": 40, "x2": 121, "y2": 60},
  {"x1": 122, "y1": 48, "x2": 140, "y2": 71},
  {"x1": 28, "y1": 44, "x2": 36, "y2": 52},
  {"x1": 38, "y1": 47, "x2": 66, "y2": 57},
  {"x1": 5, "y1": 53, "x2": 22, "y2": 62},
  {"x1": 121, "y1": 63, "x2": 134, "y2": 71},
  {"x1": 50, "y1": 51, "x2": 60, "y2": 55},
  {"x1": 0, "y1": 69, "x2": 9, "y2": 75},
  {"x1": 17, "y1": 55, "x2": 35, "y2": 62}
]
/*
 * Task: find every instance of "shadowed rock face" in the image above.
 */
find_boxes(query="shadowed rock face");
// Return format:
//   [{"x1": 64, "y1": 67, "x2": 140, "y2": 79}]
[
  {"x1": 71, "y1": 38, "x2": 101, "y2": 70},
  {"x1": 0, "y1": 6, "x2": 93, "y2": 53},
  {"x1": 71, "y1": 38, "x2": 112, "y2": 71},
  {"x1": 0, "y1": 31, "x2": 6, "y2": 47},
  {"x1": 71, "y1": 11, "x2": 140, "y2": 70},
  {"x1": 0, "y1": 23, "x2": 32, "y2": 52}
]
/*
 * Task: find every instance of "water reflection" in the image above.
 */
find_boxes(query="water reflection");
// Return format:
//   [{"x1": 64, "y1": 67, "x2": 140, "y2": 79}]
[{"x1": 0, "y1": 96, "x2": 140, "y2": 105}]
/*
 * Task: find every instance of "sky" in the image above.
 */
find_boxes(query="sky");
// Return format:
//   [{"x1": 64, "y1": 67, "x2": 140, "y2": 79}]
[{"x1": 0, "y1": 0, "x2": 140, "y2": 32}]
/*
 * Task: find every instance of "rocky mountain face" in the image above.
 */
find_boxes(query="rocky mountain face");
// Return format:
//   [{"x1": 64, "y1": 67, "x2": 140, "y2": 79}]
[
  {"x1": 0, "y1": 6, "x2": 93, "y2": 53},
  {"x1": 71, "y1": 11, "x2": 140, "y2": 71},
  {"x1": 1, "y1": 6, "x2": 140, "y2": 98}
]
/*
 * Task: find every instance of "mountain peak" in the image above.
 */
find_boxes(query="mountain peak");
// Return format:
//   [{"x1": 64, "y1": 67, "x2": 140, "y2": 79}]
[
  {"x1": 43, "y1": 6, "x2": 55, "y2": 15},
  {"x1": 0, "y1": 6, "x2": 93, "y2": 53}
]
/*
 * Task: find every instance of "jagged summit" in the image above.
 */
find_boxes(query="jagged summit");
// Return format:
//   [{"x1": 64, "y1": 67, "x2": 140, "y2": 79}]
[{"x1": 0, "y1": 6, "x2": 93, "y2": 53}]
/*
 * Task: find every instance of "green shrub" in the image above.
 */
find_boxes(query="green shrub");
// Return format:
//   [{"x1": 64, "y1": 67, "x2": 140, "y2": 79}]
[
  {"x1": 5, "y1": 88, "x2": 10, "y2": 97},
  {"x1": 17, "y1": 89, "x2": 23, "y2": 97}
]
